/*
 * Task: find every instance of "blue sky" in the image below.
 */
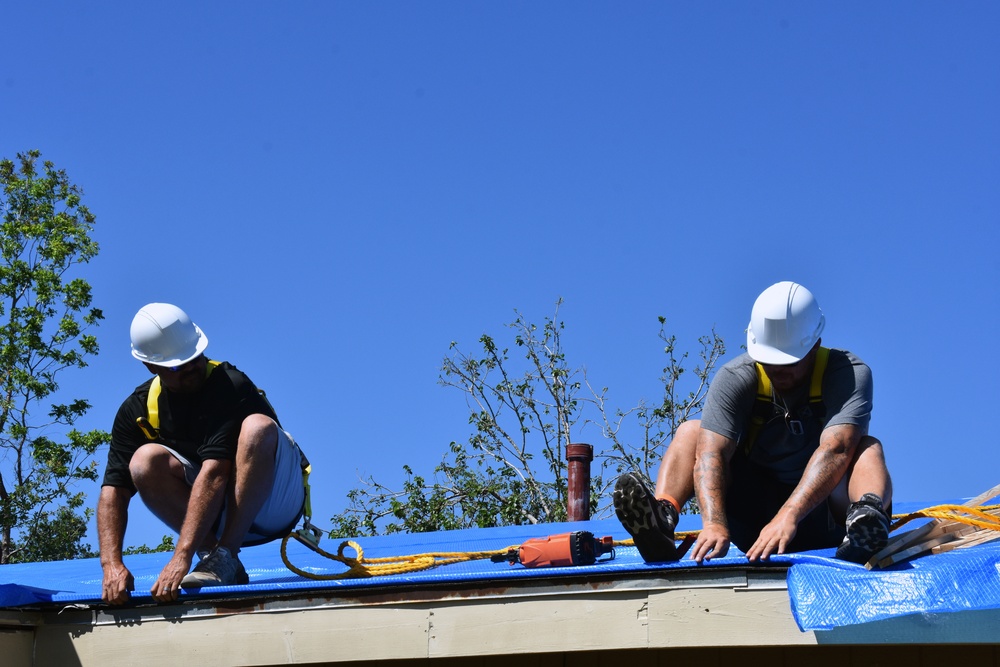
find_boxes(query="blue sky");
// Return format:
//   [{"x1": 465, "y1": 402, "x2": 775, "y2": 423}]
[{"x1": 3, "y1": 3, "x2": 998, "y2": 551}]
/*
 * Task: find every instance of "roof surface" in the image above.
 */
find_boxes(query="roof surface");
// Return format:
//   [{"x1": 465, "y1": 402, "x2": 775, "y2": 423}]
[{"x1": 2, "y1": 503, "x2": 998, "y2": 632}]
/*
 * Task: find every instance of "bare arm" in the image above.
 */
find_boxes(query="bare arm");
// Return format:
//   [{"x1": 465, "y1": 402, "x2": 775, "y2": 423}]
[
  {"x1": 150, "y1": 458, "x2": 232, "y2": 602},
  {"x1": 745, "y1": 423, "x2": 862, "y2": 561},
  {"x1": 690, "y1": 428, "x2": 737, "y2": 563},
  {"x1": 97, "y1": 485, "x2": 134, "y2": 605}
]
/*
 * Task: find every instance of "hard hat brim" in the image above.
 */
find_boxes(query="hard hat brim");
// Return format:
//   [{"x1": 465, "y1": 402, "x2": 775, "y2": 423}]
[
  {"x1": 746, "y1": 331, "x2": 808, "y2": 366},
  {"x1": 131, "y1": 325, "x2": 209, "y2": 367}
]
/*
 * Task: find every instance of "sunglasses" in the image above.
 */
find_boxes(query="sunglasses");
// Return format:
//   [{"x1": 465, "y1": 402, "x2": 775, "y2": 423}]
[{"x1": 164, "y1": 356, "x2": 203, "y2": 373}]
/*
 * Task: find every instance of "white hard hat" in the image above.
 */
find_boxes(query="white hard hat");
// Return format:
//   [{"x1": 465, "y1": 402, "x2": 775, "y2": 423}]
[
  {"x1": 746, "y1": 282, "x2": 825, "y2": 365},
  {"x1": 130, "y1": 303, "x2": 209, "y2": 367}
]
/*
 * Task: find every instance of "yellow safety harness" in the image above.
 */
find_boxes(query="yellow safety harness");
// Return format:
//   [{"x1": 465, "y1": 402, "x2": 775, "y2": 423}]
[
  {"x1": 744, "y1": 346, "x2": 830, "y2": 454},
  {"x1": 136, "y1": 359, "x2": 223, "y2": 441}
]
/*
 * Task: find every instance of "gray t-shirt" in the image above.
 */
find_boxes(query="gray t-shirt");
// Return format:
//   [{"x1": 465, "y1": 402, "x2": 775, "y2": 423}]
[{"x1": 700, "y1": 349, "x2": 872, "y2": 485}]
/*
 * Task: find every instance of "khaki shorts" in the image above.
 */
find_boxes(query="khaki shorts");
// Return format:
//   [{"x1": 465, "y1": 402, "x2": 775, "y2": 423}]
[{"x1": 158, "y1": 419, "x2": 306, "y2": 546}]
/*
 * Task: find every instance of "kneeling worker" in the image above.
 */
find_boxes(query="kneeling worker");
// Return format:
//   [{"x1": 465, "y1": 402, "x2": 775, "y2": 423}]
[
  {"x1": 614, "y1": 281, "x2": 892, "y2": 565},
  {"x1": 98, "y1": 303, "x2": 308, "y2": 605}
]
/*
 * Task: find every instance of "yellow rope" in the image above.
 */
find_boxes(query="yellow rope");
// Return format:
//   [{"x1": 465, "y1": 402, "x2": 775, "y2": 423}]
[
  {"x1": 279, "y1": 505, "x2": 1000, "y2": 580},
  {"x1": 280, "y1": 532, "x2": 520, "y2": 580},
  {"x1": 888, "y1": 503, "x2": 1000, "y2": 533},
  {"x1": 613, "y1": 530, "x2": 699, "y2": 549}
]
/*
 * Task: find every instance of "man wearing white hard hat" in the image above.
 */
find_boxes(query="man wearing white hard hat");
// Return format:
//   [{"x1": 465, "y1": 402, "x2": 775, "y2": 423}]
[
  {"x1": 98, "y1": 303, "x2": 308, "y2": 605},
  {"x1": 614, "y1": 282, "x2": 892, "y2": 565}
]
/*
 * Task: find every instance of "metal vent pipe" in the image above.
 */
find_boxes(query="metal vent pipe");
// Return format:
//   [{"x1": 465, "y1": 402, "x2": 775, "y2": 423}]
[{"x1": 566, "y1": 443, "x2": 594, "y2": 521}]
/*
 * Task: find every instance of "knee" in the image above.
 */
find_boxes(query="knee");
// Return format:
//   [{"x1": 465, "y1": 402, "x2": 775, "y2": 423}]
[
  {"x1": 671, "y1": 420, "x2": 701, "y2": 452},
  {"x1": 237, "y1": 414, "x2": 278, "y2": 457},
  {"x1": 661, "y1": 419, "x2": 700, "y2": 465},
  {"x1": 854, "y1": 435, "x2": 886, "y2": 462},
  {"x1": 128, "y1": 444, "x2": 171, "y2": 487},
  {"x1": 675, "y1": 419, "x2": 701, "y2": 442}
]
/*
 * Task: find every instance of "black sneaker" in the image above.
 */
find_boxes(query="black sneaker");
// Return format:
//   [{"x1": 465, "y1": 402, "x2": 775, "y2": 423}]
[
  {"x1": 613, "y1": 472, "x2": 680, "y2": 562},
  {"x1": 835, "y1": 493, "x2": 890, "y2": 564}
]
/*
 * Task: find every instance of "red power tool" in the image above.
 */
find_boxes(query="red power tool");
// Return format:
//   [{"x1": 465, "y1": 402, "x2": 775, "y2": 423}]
[{"x1": 492, "y1": 531, "x2": 615, "y2": 568}]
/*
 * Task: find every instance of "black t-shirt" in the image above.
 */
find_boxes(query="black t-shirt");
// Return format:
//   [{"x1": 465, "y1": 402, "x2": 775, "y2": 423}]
[{"x1": 103, "y1": 361, "x2": 278, "y2": 494}]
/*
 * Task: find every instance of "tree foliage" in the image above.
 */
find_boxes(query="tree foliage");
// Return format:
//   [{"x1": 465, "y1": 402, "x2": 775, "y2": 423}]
[
  {"x1": 123, "y1": 535, "x2": 175, "y2": 556},
  {"x1": 0, "y1": 150, "x2": 109, "y2": 564},
  {"x1": 330, "y1": 301, "x2": 725, "y2": 538}
]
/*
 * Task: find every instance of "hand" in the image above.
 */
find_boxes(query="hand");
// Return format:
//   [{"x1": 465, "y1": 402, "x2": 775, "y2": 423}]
[
  {"x1": 745, "y1": 512, "x2": 798, "y2": 562},
  {"x1": 150, "y1": 552, "x2": 194, "y2": 603},
  {"x1": 102, "y1": 562, "x2": 135, "y2": 605},
  {"x1": 690, "y1": 523, "x2": 730, "y2": 563}
]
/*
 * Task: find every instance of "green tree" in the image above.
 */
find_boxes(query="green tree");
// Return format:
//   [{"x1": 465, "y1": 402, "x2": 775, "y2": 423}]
[
  {"x1": 330, "y1": 302, "x2": 725, "y2": 537},
  {"x1": 123, "y1": 535, "x2": 175, "y2": 556},
  {"x1": 0, "y1": 150, "x2": 109, "y2": 564}
]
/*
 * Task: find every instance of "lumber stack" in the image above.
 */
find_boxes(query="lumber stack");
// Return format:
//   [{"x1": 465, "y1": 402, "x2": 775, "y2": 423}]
[{"x1": 865, "y1": 483, "x2": 1000, "y2": 570}]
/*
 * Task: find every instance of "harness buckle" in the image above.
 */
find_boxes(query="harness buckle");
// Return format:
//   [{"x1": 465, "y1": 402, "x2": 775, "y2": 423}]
[{"x1": 294, "y1": 520, "x2": 323, "y2": 550}]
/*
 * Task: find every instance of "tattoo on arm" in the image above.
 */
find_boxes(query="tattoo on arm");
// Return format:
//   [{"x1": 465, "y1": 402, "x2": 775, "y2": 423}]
[
  {"x1": 694, "y1": 430, "x2": 736, "y2": 527},
  {"x1": 786, "y1": 424, "x2": 861, "y2": 518}
]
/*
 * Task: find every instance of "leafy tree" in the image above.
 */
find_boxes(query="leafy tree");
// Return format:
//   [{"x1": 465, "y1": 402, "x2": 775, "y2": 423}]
[
  {"x1": 11, "y1": 502, "x2": 95, "y2": 563},
  {"x1": 0, "y1": 150, "x2": 109, "y2": 564},
  {"x1": 123, "y1": 535, "x2": 175, "y2": 556},
  {"x1": 330, "y1": 301, "x2": 725, "y2": 537}
]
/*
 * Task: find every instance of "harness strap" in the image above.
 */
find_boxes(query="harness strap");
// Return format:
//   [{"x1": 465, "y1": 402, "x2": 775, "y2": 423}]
[
  {"x1": 744, "y1": 346, "x2": 829, "y2": 455},
  {"x1": 137, "y1": 359, "x2": 220, "y2": 440}
]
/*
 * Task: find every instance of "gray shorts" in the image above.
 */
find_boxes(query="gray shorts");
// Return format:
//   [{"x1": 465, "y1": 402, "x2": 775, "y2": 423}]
[{"x1": 159, "y1": 420, "x2": 306, "y2": 546}]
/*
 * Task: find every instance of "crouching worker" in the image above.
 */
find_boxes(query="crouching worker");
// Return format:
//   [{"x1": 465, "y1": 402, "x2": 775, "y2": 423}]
[
  {"x1": 614, "y1": 282, "x2": 892, "y2": 565},
  {"x1": 99, "y1": 303, "x2": 308, "y2": 605}
]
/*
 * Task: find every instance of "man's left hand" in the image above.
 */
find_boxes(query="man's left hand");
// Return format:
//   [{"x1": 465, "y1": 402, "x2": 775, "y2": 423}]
[
  {"x1": 150, "y1": 552, "x2": 194, "y2": 603},
  {"x1": 745, "y1": 512, "x2": 799, "y2": 562}
]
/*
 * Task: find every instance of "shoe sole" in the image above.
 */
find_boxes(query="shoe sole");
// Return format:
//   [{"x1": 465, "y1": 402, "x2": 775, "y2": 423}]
[
  {"x1": 180, "y1": 569, "x2": 250, "y2": 589},
  {"x1": 613, "y1": 473, "x2": 679, "y2": 563},
  {"x1": 835, "y1": 511, "x2": 889, "y2": 564}
]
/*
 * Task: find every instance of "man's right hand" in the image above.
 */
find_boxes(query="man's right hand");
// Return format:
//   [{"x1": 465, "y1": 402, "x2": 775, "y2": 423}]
[
  {"x1": 690, "y1": 522, "x2": 731, "y2": 563},
  {"x1": 102, "y1": 562, "x2": 135, "y2": 605}
]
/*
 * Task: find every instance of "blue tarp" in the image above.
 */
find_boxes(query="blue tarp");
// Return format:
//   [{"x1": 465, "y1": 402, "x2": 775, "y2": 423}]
[
  {"x1": 787, "y1": 539, "x2": 1000, "y2": 630},
  {"x1": 1, "y1": 510, "x2": 998, "y2": 632}
]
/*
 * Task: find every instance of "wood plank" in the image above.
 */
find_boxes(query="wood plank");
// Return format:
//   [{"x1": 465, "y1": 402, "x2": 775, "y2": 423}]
[
  {"x1": 427, "y1": 594, "x2": 647, "y2": 657},
  {"x1": 35, "y1": 605, "x2": 435, "y2": 666},
  {"x1": 646, "y1": 588, "x2": 816, "y2": 647},
  {"x1": 871, "y1": 524, "x2": 976, "y2": 569},
  {"x1": 930, "y1": 529, "x2": 1000, "y2": 555},
  {"x1": 867, "y1": 482, "x2": 1000, "y2": 569},
  {"x1": 871, "y1": 506, "x2": 1000, "y2": 569}
]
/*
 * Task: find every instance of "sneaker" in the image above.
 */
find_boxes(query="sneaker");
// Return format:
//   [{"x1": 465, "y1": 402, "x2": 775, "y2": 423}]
[
  {"x1": 180, "y1": 546, "x2": 250, "y2": 589},
  {"x1": 613, "y1": 472, "x2": 680, "y2": 562},
  {"x1": 835, "y1": 493, "x2": 890, "y2": 564}
]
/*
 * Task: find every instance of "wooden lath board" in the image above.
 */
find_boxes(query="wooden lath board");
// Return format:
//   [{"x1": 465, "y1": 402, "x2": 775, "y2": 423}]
[{"x1": 867, "y1": 483, "x2": 1000, "y2": 570}]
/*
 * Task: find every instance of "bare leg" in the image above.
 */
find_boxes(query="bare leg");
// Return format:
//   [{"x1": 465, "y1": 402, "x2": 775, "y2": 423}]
[
  {"x1": 613, "y1": 420, "x2": 703, "y2": 562},
  {"x1": 217, "y1": 414, "x2": 278, "y2": 552},
  {"x1": 654, "y1": 419, "x2": 700, "y2": 509},
  {"x1": 130, "y1": 444, "x2": 195, "y2": 534},
  {"x1": 130, "y1": 444, "x2": 221, "y2": 552}
]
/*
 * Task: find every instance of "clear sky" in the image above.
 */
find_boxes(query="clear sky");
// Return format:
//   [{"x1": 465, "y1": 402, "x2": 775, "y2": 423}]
[{"x1": 3, "y1": 3, "x2": 998, "y2": 551}]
